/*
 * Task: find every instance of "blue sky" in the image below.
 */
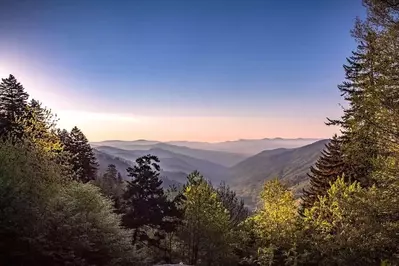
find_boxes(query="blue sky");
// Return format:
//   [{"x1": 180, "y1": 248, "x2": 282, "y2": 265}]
[{"x1": 0, "y1": 0, "x2": 365, "y2": 141}]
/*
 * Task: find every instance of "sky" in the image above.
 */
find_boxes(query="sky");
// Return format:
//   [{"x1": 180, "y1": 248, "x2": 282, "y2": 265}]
[{"x1": 0, "y1": 0, "x2": 365, "y2": 142}]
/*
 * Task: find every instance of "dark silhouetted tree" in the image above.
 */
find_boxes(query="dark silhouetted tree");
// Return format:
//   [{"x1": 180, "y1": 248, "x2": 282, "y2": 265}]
[
  {"x1": 301, "y1": 135, "x2": 346, "y2": 210},
  {"x1": 216, "y1": 182, "x2": 250, "y2": 227},
  {"x1": 121, "y1": 154, "x2": 182, "y2": 261},
  {"x1": 0, "y1": 74, "x2": 29, "y2": 138},
  {"x1": 59, "y1": 126, "x2": 98, "y2": 182}
]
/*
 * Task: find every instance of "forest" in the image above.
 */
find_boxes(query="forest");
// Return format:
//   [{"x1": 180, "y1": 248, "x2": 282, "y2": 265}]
[{"x1": 0, "y1": 0, "x2": 398, "y2": 265}]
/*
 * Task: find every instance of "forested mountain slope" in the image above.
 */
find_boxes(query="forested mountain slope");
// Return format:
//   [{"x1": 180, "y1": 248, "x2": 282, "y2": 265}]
[
  {"x1": 94, "y1": 146, "x2": 228, "y2": 183},
  {"x1": 91, "y1": 141, "x2": 247, "y2": 166},
  {"x1": 228, "y1": 139, "x2": 329, "y2": 205},
  {"x1": 94, "y1": 149, "x2": 182, "y2": 188}
]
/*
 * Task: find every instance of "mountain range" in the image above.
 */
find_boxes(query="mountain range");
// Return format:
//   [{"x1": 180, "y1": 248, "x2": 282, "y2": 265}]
[
  {"x1": 91, "y1": 138, "x2": 320, "y2": 156},
  {"x1": 92, "y1": 138, "x2": 328, "y2": 207}
]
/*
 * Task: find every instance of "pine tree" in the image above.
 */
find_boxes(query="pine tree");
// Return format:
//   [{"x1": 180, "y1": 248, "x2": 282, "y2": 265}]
[
  {"x1": 59, "y1": 126, "x2": 98, "y2": 182},
  {"x1": 327, "y1": 27, "x2": 383, "y2": 187},
  {"x1": 216, "y1": 181, "x2": 250, "y2": 227},
  {"x1": 21, "y1": 99, "x2": 62, "y2": 153},
  {"x1": 93, "y1": 164, "x2": 125, "y2": 210},
  {"x1": 301, "y1": 135, "x2": 346, "y2": 210},
  {"x1": 121, "y1": 155, "x2": 182, "y2": 255},
  {"x1": 0, "y1": 74, "x2": 29, "y2": 138}
]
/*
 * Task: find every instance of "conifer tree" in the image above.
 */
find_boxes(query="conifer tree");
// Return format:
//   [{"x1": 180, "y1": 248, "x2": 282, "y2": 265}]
[
  {"x1": 0, "y1": 74, "x2": 29, "y2": 138},
  {"x1": 216, "y1": 181, "x2": 250, "y2": 227},
  {"x1": 327, "y1": 27, "x2": 382, "y2": 187},
  {"x1": 59, "y1": 126, "x2": 98, "y2": 182},
  {"x1": 93, "y1": 164, "x2": 125, "y2": 210},
  {"x1": 121, "y1": 155, "x2": 182, "y2": 255},
  {"x1": 301, "y1": 135, "x2": 346, "y2": 210},
  {"x1": 21, "y1": 99, "x2": 62, "y2": 153}
]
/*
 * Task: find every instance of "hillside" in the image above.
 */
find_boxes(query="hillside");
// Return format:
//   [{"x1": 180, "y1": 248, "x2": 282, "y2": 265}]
[
  {"x1": 94, "y1": 149, "x2": 181, "y2": 188},
  {"x1": 228, "y1": 139, "x2": 329, "y2": 206},
  {"x1": 91, "y1": 141, "x2": 247, "y2": 166},
  {"x1": 168, "y1": 138, "x2": 321, "y2": 155},
  {"x1": 94, "y1": 146, "x2": 228, "y2": 183}
]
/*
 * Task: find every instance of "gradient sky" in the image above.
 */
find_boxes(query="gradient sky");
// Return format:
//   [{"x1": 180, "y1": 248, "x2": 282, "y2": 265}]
[{"x1": 0, "y1": 0, "x2": 365, "y2": 142}]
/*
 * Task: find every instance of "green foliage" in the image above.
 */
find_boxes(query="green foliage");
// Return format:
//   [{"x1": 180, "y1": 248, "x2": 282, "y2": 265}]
[
  {"x1": 0, "y1": 140, "x2": 138, "y2": 265},
  {"x1": 303, "y1": 177, "x2": 399, "y2": 265},
  {"x1": 247, "y1": 179, "x2": 302, "y2": 265},
  {"x1": 59, "y1": 126, "x2": 99, "y2": 182},
  {"x1": 302, "y1": 135, "x2": 346, "y2": 210},
  {"x1": 216, "y1": 181, "x2": 250, "y2": 227},
  {"x1": 179, "y1": 171, "x2": 235, "y2": 265}
]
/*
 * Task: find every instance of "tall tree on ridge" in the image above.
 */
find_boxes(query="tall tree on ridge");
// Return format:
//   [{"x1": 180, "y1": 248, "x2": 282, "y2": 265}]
[
  {"x1": 59, "y1": 126, "x2": 98, "y2": 182},
  {"x1": 0, "y1": 74, "x2": 29, "y2": 138},
  {"x1": 326, "y1": 25, "x2": 382, "y2": 187}
]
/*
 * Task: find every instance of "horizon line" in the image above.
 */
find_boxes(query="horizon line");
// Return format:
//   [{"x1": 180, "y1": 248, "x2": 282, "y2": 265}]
[{"x1": 90, "y1": 137, "x2": 326, "y2": 144}]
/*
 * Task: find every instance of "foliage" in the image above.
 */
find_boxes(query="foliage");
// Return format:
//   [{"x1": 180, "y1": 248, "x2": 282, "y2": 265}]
[
  {"x1": 216, "y1": 181, "x2": 250, "y2": 227},
  {"x1": 0, "y1": 74, "x2": 29, "y2": 138},
  {"x1": 301, "y1": 135, "x2": 346, "y2": 210},
  {"x1": 121, "y1": 154, "x2": 183, "y2": 263},
  {"x1": 230, "y1": 140, "x2": 328, "y2": 206},
  {"x1": 178, "y1": 171, "x2": 235, "y2": 266},
  {"x1": 0, "y1": 140, "x2": 138, "y2": 266},
  {"x1": 59, "y1": 126, "x2": 99, "y2": 183},
  {"x1": 246, "y1": 179, "x2": 302, "y2": 265},
  {"x1": 92, "y1": 164, "x2": 125, "y2": 210},
  {"x1": 302, "y1": 177, "x2": 399, "y2": 265}
]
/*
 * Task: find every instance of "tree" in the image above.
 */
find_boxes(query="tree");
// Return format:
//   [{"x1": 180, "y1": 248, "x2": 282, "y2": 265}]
[
  {"x1": 0, "y1": 139, "x2": 138, "y2": 266},
  {"x1": 303, "y1": 177, "x2": 399, "y2": 265},
  {"x1": 121, "y1": 154, "x2": 182, "y2": 262},
  {"x1": 59, "y1": 126, "x2": 98, "y2": 182},
  {"x1": 301, "y1": 135, "x2": 346, "y2": 210},
  {"x1": 20, "y1": 99, "x2": 62, "y2": 153},
  {"x1": 179, "y1": 171, "x2": 234, "y2": 265},
  {"x1": 216, "y1": 181, "x2": 250, "y2": 227},
  {"x1": 93, "y1": 164, "x2": 125, "y2": 210},
  {"x1": 326, "y1": 28, "x2": 383, "y2": 188},
  {"x1": 248, "y1": 179, "x2": 301, "y2": 265},
  {"x1": 0, "y1": 74, "x2": 29, "y2": 138}
]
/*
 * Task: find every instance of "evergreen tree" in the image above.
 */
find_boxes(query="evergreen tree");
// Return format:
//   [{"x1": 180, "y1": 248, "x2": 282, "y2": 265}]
[
  {"x1": 301, "y1": 135, "x2": 346, "y2": 210},
  {"x1": 21, "y1": 99, "x2": 62, "y2": 153},
  {"x1": 121, "y1": 154, "x2": 182, "y2": 259},
  {"x1": 0, "y1": 74, "x2": 29, "y2": 138},
  {"x1": 93, "y1": 164, "x2": 125, "y2": 210},
  {"x1": 59, "y1": 126, "x2": 98, "y2": 183},
  {"x1": 326, "y1": 27, "x2": 384, "y2": 187},
  {"x1": 216, "y1": 182, "x2": 250, "y2": 227}
]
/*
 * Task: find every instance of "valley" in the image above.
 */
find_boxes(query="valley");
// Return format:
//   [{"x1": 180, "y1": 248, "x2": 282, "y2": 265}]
[{"x1": 92, "y1": 138, "x2": 328, "y2": 206}]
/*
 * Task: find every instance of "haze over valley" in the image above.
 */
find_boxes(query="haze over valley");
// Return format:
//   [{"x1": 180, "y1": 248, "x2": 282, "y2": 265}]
[
  {"x1": 1, "y1": 0, "x2": 398, "y2": 265},
  {"x1": 92, "y1": 137, "x2": 326, "y2": 206}
]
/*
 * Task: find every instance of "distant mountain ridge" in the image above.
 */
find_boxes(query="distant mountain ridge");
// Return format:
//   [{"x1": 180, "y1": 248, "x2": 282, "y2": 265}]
[
  {"x1": 92, "y1": 137, "x2": 321, "y2": 156},
  {"x1": 92, "y1": 138, "x2": 328, "y2": 208},
  {"x1": 228, "y1": 139, "x2": 329, "y2": 206},
  {"x1": 94, "y1": 145, "x2": 229, "y2": 183},
  {"x1": 91, "y1": 141, "x2": 246, "y2": 167},
  {"x1": 94, "y1": 149, "x2": 182, "y2": 188}
]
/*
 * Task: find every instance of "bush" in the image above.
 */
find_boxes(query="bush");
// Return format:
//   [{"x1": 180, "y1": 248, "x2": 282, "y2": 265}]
[{"x1": 0, "y1": 140, "x2": 138, "y2": 265}]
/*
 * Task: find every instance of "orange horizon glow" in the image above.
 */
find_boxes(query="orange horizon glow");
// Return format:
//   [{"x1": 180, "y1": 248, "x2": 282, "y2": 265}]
[{"x1": 0, "y1": 60, "x2": 340, "y2": 143}]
